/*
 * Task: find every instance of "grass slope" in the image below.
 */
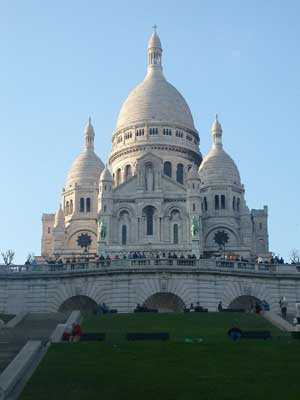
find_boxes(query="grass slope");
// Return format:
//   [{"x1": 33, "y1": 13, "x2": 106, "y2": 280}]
[{"x1": 21, "y1": 313, "x2": 300, "y2": 400}]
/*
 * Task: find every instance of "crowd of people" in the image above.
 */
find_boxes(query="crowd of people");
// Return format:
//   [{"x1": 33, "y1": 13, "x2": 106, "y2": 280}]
[{"x1": 23, "y1": 250, "x2": 291, "y2": 269}]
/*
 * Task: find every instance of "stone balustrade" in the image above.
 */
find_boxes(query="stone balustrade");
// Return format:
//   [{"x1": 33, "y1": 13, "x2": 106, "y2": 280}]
[{"x1": 0, "y1": 259, "x2": 299, "y2": 277}]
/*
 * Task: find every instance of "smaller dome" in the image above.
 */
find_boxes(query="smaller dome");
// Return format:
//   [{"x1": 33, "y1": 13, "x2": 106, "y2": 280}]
[
  {"x1": 199, "y1": 147, "x2": 241, "y2": 186},
  {"x1": 199, "y1": 117, "x2": 241, "y2": 186},
  {"x1": 187, "y1": 164, "x2": 200, "y2": 180},
  {"x1": 100, "y1": 166, "x2": 112, "y2": 182},
  {"x1": 54, "y1": 205, "x2": 64, "y2": 228},
  {"x1": 66, "y1": 151, "x2": 104, "y2": 187},
  {"x1": 65, "y1": 120, "x2": 104, "y2": 188}
]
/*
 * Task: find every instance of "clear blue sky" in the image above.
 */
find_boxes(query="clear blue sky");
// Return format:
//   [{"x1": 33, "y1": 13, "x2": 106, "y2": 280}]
[{"x1": 0, "y1": 1, "x2": 299, "y2": 263}]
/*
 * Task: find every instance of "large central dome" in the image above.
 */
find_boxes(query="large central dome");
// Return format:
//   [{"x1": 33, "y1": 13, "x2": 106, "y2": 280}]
[{"x1": 116, "y1": 31, "x2": 196, "y2": 131}]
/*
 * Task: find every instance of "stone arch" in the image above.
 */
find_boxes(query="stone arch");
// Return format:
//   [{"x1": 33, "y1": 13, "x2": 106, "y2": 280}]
[
  {"x1": 163, "y1": 204, "x2": 187, "y2": 219},
  {"x1": 116, "y1": 205, "x2": 135, "y2": 220},
  {"x1": 124, "y1": 164, "x2": 132, "y2": 181},
  {"x1": 220, "y1": 279, "x2": 272, "y2": 311},
  {"x1": 143, "y1": 292, "x2": 186, "y2": 312},
  {"x1": 58, "y1": 295, "x2": 97, "y2": 314},
  {"x1": 204, "y1": 225, "x2": 240, "y2": 249},
  {"x1": 67, "y1": 229, "x2": 97, "y2": 252},
  {"x1": 228, "y1": 295, "x2": 267, "y2": 312},
  {"x1": 118, "y1": 209, "x2": 131, "y2": 245}
]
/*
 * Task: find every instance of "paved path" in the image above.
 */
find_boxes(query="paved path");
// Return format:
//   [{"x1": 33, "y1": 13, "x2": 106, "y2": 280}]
[{"x1": 0, "y1": 313, "x2": 67, "y2": 373}]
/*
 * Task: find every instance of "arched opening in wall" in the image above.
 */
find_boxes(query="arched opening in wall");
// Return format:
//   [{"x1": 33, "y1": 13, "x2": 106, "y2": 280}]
[
  {"x1": 173, "y1": 224, "x2": 179, "y2": 244},
  {"x1": 215, "y1": 195, "x2": 219, "y2": 210},
  {"x1": 116, "y1": 169, "x2": 122, "y2": 186},
  {"x1": 145, "y1": 162, "x2": 154, "y2": 191},
  {"x1": 143, "y1": 205, "x2": 156, "y2": 236},
  {"x1": 176, "y1": 163, "x2": 184, "y2": 184},
  {"x1": 79, "y1": 198, "x2": 85, "y2": 212},
  {"x1": 228, "y1": 295, "x2": 267, "y2": 312},
  {"x1": 86, "y1": 197, "x2": 91, "y2": 212},
  {"x1": 58, "y1": 295, "x2": 97, "y2": 314},
  {"x1": 70, "y1": 200, "x2": 73, "y2": 214},
  {"x1": 122, "y1": 225, "x2": 127, "y2": 245},
  {"x1": 119, "y1": 210, "x2": 131, "y2": 245},
  {"x1": 143, "y1": 292, "x2": 185, "y2": 313},
  {"x1": 164, "y1": 161, "x2": 172, "y2": 178},
  {"x1": 124, "y1": 165, "x2": 132, "y2": 181},
  {"x1": 65, "y1": 201, "x2": 70, "y2": 215}
]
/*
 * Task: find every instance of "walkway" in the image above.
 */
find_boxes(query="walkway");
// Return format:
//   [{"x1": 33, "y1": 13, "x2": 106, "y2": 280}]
[{"x1": 0, "y1": 313, "x2": 67, "y2": 374}]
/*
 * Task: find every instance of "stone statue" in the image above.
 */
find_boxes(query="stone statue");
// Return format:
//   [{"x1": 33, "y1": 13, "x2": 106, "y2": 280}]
[
  {"x1": 145, "y1": 165, "x2": 154, "y2": 191},
  {"x1": 191, "y1": 216, "x2": 199, "y2": 238},
  {"x1": 99, "y1": 220, "x2": 107, "y2": 240}
]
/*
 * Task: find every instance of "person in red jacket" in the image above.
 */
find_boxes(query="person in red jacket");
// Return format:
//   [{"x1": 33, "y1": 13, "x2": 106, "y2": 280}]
[{"x1": 69, "y1": 322, "x2": 83, "y2": 343}]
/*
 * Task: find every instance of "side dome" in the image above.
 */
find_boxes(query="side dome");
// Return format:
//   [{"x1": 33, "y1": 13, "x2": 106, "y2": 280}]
[
  {"x1": 100, "y1": 166, "x2": 112, "y2": 182},
  {"x1": 65, "y1": 119, "x2": 104, "y2": 188},
  {"x1": 116, "y1": 31, "x2": 195, "y2": 131},
  {"x1": 199, "y1": 116, "x2": 241, "y2": 186},
  {"x1": 199, "y1": 147, "x2": 241, "y2": 185}
]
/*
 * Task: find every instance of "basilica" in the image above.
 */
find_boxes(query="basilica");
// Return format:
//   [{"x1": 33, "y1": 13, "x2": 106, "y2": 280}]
[{"x1": 41, "y1": 30, "x2": 269, "y2": 260}]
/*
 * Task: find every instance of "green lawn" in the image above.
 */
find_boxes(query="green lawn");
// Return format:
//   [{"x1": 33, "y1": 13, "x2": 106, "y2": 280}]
[{"x1": 21, "y1": 313, "x2": 300, "y2": 400}]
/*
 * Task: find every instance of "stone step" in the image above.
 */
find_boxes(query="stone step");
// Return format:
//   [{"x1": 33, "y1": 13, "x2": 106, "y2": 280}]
[{"x1": 0, "y1": 312, "x2": 68, "y2": 374}]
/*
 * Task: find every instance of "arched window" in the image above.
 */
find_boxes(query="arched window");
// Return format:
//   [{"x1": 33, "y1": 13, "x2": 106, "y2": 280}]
[
  {"x1": 215, "y1": 195, "x2": 219, "y2": 210},
  {"x1": 86, "y1": 198, "x2": 91, "y2": 212},
  {"x1": 221, "y1": 195, "x2": 226, "y2": 209},
  {"x1": 204, "y1": 197, "x2": 208, "y2": 211},
  {"x1": 164, "y1": 161, "x2": 172, "y2": 177},
  {"x1": 233, "y1": 196, "x2": 236, "y2": 210},
  {"x1": 176, "y1": 163, "x2": 184, "y2": 184},
  {"x1": 116, "y1": 169, "x2": 122, "y2": 186},
  {"x1": 66, "y1": 201, "x2": 70, "y2": 215},
  {"x1": 144, "y1": 206, "x2": 155, "y2": 236},
  {"x1": 237, "y1": 198, "x2": 240, "y2": 212},
  {"x1": 173, "y1": 224, "x2": 179, "y2": 244},
  {"x1": 124, "y1": 165, "x2": 132, "y2": 181},
  {"x1": 122, "y1": 225, "x2": 127, "y2": 245},
  {"x1": 80, "y1": 198, "x2": 85, "y2": 212},
  {"x1": 192, "y1": 203, "x2": 196, "y2": 211},
  {"x1": 69, "y1": 200, "x2": 73, "y2": 214}
]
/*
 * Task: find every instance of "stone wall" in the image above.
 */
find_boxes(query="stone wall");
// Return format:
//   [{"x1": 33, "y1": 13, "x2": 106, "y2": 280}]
[{"x1": 1, "y1": 261, "x2": 300, "y2": 315}]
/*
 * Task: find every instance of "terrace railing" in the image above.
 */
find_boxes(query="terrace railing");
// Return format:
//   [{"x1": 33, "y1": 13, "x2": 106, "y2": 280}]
[{"x1": 0, "y1": 259, "x2": 300, "y2": 276}]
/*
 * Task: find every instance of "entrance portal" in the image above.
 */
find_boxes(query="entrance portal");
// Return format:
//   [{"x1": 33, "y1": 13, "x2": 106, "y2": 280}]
[
  {"x1": 143, "y1": 292, "x2": 185, "y2": 313},
  {"x1": 58, "y1": 295, "x2": 97, "y2": 314}
]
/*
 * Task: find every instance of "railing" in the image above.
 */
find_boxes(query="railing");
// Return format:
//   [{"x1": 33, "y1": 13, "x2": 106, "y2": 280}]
[{"x1": 0, "y1": 260, "x2": 300, "y2": 276}]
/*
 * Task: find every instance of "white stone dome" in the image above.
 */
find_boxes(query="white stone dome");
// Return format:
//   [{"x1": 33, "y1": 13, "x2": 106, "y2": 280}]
[
  {"x1": 199, "y1": 117, "x2": 241, "y2": 186},
  {"x1": 116, "y1": 31, "x2": 196, "y2": 131},
  {"x1": 199, "y1": 147, "x2": 241, "y2": 186},
  {"x1": 65, "y1": 119, "x2": 105, "y2": 188},
  {"x1": 100, "y1": 166, "x2": 112, "y2": 182},
  {"x1": 116, "y1": 70, "x2": 195, "y2": 130}
]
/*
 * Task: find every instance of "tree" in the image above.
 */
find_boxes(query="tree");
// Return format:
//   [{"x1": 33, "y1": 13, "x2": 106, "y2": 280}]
[
  {"x1": 289, "y1": 249, "x2": 300, "y2": 264},
  {"x1": 1, "y1": 250, "x2": 15, "y2": 265}
]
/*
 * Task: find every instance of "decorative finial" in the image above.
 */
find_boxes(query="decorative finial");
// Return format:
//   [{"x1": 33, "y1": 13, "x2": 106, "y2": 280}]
[
  {"x1": 88, "y1": 116, "x2": 92, "y2": 125},
  {"x1": 215, "y1": 113, "x2": 218, "y2": 122},
  {"x1": 152, "y1": 24, "x2": 157, "y2": 33}
]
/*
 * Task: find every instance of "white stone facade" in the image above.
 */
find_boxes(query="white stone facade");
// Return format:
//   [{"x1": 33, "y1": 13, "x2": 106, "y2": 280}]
[{"x1": 41, "y1": 30, "x2": 269, "y2": 261}]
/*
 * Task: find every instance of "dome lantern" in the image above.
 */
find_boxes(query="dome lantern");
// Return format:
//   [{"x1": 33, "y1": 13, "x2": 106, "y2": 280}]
[
  {"x1": 211, "y1": 114, "x2": 223, "y2": 149},
  {"x1": 84, "y1": 117, "x2": 95, "y2": 151},
  {"x1": 147, "y1": 25, "x2": 162, "y2": 72}
]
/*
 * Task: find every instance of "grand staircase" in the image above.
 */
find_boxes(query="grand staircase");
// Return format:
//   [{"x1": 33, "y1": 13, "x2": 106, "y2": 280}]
[{"x1": 0, "y1": 313, "x2": 68, "y2": 374}]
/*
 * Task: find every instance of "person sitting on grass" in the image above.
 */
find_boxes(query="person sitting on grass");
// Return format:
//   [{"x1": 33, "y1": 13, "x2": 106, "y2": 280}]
[
  {"x1": 69, "y1": 322, "x2": 83, "y2": 343},
  {"x1": 228, "y1": 326, "x2": 242, "y2": 341}
]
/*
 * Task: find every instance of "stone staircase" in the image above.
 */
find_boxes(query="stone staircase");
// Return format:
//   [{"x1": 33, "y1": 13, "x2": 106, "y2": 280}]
[{"x1": 0, "y1": 313, "x2": 68, "y2": 374}]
